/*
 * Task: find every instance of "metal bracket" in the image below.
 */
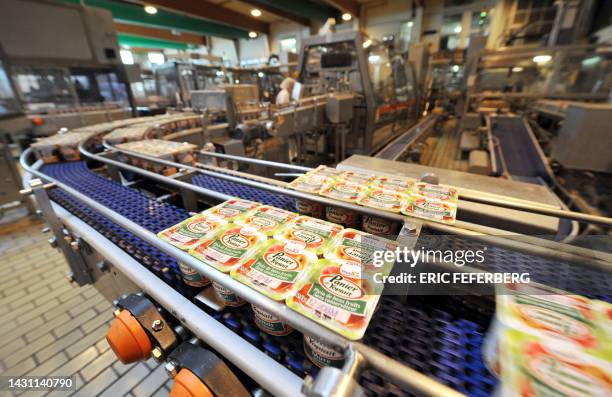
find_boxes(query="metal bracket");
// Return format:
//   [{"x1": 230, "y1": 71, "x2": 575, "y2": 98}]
[
  {"x1": 25, "y1": 179, "x2": 93, "y2": 285},
  {"x1": 171, "y1": 170, "x2": 198, "y2": 213},
  {"x1": 116, "y1": 294, "x2": 178, "y2": 357},
  {"x1": 303, "y1": 346, "x2": 366, "y2": 397},
  {"x1": 166, "y1": 341, "x2": 251, "y2": 397}
]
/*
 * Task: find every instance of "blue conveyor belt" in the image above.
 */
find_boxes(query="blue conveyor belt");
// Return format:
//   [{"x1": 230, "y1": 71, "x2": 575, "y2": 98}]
[
  {"x1": 39, "y1": 161, "x2": 498, "y2": 396},
  {"x1": 491, "y1": 116, "x2": 551, "y2": 182}
]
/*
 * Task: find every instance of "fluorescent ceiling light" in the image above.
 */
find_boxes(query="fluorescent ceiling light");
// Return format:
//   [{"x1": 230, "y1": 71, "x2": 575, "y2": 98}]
[
  {"x1": 362, "y1": 39, "x2": 372, "y2": 48},
  {"x1": 120, "y1": 50, "x2": 134, "y2": 65},
  {"x1": 248, "y1": 31, "x2": 258, "y2": 38},
  {"x1": 533, "y1": 54, "x2": 552, "y2": 64},
  {"x1": 512, "y1": 66, "x2": 523, "y2": 72},
  {"x1": 144, "y1": 5, "x2": 157, "y2": 15},
  {"x1": 148, "y1": 52, "x2": 165, "y2": 65},
  {"x1": 257, "y1": 72, "x2": 264, "y2": 77},
  {"x1": 454, "y1": 25, "x2": 462, "y2": 33},
  {"x1": 581, "y1": 55, "x2": 602, "y2": 67},
  {"x1": 251, "y1": 9, "x2": 262, "y2": 17},
  {"x1": 451, "y1": 65, "x2": 459, "y2": 72},
  {"x1": 342, "y1": 13, "x2": 352, "y2": 21}
]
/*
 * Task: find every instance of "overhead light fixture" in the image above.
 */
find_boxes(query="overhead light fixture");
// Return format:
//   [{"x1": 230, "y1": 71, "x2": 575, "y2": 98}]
[
  {"x1": 451, "y1": 65, "x2": 459, "y2": 72},
  {"x1": 144, "y1": 5, "x2": 157, "y2": 15},
  {"x1": 533, "y1": 54, "x2": 552, "y2": 64},
  {"x1": 120, "y1": 50, "x2": 134, "y2": 65},
  {"x1": 257, "y1": 72, "x2": 264, "y2": 77},
  {"x1": 512, "y1": 66, "x2": 523, "y2": 72},
  {"x1": 251, "y1": 9, "x2": 262, "y2": 17},
  {"x1": 248, "y1": 31, "x2": 258, "y2": 39},
  {"x1": 148, "y1": 52, "x2": 165, "y2": 65},
  {"x1": 342, "y1": 13, "x2": 352, "y2": 21},
  {"x1": 581, "y1": 55, "x2": 602, "y2": 67},
  {"x1": 454, "y1": 25, "x2": 462, "y2": 33},
  {"x1": 362, "y1": 39, "x2": 372, "y2": 48}
]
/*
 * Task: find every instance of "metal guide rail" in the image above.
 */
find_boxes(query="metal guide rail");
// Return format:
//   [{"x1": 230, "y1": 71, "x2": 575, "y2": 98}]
[
  {"x1": 22, "y1": 151, "x2": 468, "y2": 397},
  {"x1": 22, "y1": 141, "x2": 612, "y2": 396},
  {"x1": 99, "y1": 139, "x2": 612, "y2": 272}
]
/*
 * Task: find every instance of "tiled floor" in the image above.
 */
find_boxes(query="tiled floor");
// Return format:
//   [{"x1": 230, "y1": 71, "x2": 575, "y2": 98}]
[{"x1": 0, "y1": 211, "x2": 172, "y2": 397}]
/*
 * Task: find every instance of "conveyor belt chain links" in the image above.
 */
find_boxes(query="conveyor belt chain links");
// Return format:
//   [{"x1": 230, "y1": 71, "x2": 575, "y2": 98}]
[{"x1": 23, "y1": 178, "x2": 93, "y2": 285}]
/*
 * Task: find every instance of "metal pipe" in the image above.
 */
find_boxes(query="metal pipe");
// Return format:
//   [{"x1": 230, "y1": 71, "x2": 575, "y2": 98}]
[
  {"x1": 105, "y1": 140, "x2": 612, "y2": 227},
  {"x1": 85, "y1": 144, "x2": 612, "y2": 268},
  {"x1": 354, "y1": 343, "x2": 465, "y2": 397},
  {"x1": 460, "y1": 194, "x2": 612, "y2": 227},
  {"x1": 51, "y1": 204, "x2": 304, "y2": 397},
  {"x1": 197, "y1": 151, "x2": 313, "y2": 172},
  {"x1": 22, "y1": 148, "x2": 464, "y2": 397}
]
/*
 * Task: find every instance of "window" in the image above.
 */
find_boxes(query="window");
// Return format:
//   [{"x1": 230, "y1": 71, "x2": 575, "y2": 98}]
[
  {"x1": 399, "y1": 21, "x2": 414, "y2": 52},
  {"x1": 511, "y1": 0, "x2": 556, "y2": 45},
  {"x1": 440, "y1": 14, "x2": 463, "y2": 50},
  {"x1": 280, "y1": 37, "x2": 297, "y2": 55}
]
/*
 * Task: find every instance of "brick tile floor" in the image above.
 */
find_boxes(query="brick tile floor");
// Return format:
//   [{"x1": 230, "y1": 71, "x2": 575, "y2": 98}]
[{"x1": 0, "y1": 213, "x2": 172, "y2": 396}]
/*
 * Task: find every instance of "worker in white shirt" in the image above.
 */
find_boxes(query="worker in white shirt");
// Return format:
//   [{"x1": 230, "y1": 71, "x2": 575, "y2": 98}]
[{"x1": 276, "y1": 77, "x2": 295, "y2": 107}]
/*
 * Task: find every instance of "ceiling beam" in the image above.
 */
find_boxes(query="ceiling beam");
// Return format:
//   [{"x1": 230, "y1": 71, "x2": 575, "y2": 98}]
[
  {"x1": 244, "y1": 0, "x2": 337, "y2": 22},
  {"x1": 322, "y1": 0, "x2": 360, "y2": 17},
  {"x1": 240, "y1": 0, "x2": 310, "y2": 26},
  {"x1": 147, "y1": 0, "x2": 269, "y2": 34},
  {"x1": 59, "y1": 0, "x2": 249, "y2": 38},
  {"x1": 114, "y1": 23, "x2": 206, "y2": 45}
]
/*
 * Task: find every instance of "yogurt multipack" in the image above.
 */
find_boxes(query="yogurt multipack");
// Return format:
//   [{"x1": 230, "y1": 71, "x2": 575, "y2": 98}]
[
  {"x1": 231, "y1": 239, "x2": 318, "y2": 301},
  {"x1": 287, "y1": 174, "x2": 333, "y2": 194},
  {"x1": 274, "y1": 216, "x2": 343, "y2": 255},
  {"x1": 286, "y1": 258, "x2": 381, "y2": 340},
  {"x1": 201, "y1": 198, "x2": 260, "y2": 222},
  {"x1": 234, "y1": 205, "x2": 297, "y2": 236},
  {"x1": 319, "y1": 181, "x2": 367, "y2": 203},
  {"x1": 157, "y1": 213, "x2": 227, "y2": 250},
  {"x1": 189, "y1": 224, "x2": 267, "y2": 272},
  {"x1": 325, "y1": 229, "x2": 399, "y2": 277},
  {"x1": 401, "y1": 195, "x2": 457, "y2": 224},
  {"x1": 358, "y1": 188, "x2": 406, "y2": 213}
]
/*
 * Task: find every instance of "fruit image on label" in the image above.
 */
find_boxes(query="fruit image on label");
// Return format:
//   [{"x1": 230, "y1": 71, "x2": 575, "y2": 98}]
[
  {"x1": 320, "y1": 181, "x2": 366, "y2": 203},
  {"x1": 411, "y1": 183, "x2": 458, "y2": 202},
  {"x1": 189, "y1": 225, "x2": 265, "y2": 272},
  {"x1": 287, "y1": 174, "x2": 333, "y2": 194},
  {"x1": 339, "y1": 171, "x2": 374, "y2": 184},
  {"x1": 157, "y1": 214, "x2": 227, "y2": 250},
  {"x1": 235, "y1": 206, "x2": 297, "y2": 235},
  {"x1": 358, "y1": 189, "x2": 404, "y2": 212},
  {"x1": 202, "y1": 198, "x2": 260, "y2": 221},
  {"x1": 286, "y1": 260, "x2": 380, "y2": 340},
  {"x1": 275, "y1": 216, "x2": 343, "y2": 255},
  {"x1": 402, "y1": 196, "x2": 457, "y2": 224},
  {"x1": 372, "y1": 176, "x2": 414, "y2": 193},
  {"x1": 231, "y1": 240, "x2": 318, "y2": 301}
]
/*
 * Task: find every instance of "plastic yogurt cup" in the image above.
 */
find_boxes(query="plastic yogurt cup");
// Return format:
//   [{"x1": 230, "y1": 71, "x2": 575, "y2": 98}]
[
  {"x1": 201, "y1": 198, "x2": 261, "y2": 222},
  {"x1": 212, "y1": 281, "x2": 246, "y2": 307},
  {"x1": 157, "y1": 213, "x2": 227, "y2": 251},
  {"x1": 189, "y1": 224, "x2": 267, "y2": 272},
  {"x1": 274, "y1": 216, "x2": 343, "y2": 255},
  {"x1": 303, "y1": 334, "x2": 345, "y2": 368},
  {"x1": 234, "y1": 205, "x2": 297, "y2": 236},
  {"x1": 231, "y1": 239, "x2": 318, "y2": 301},
  {"x1": 251, "y1": 304, "x2": 293, "y2": 336}
]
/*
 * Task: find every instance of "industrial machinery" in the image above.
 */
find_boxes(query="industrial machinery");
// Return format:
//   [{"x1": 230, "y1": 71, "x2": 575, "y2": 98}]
[
  {"x1": 297, "y1": 31, "x2": 418, "y2": 156},
  {"x1": 155, "y1": 61, "x2": 228, "y2": 108},
  {"x1": 0, "y1": 0, "x2": 134, "y2": 135},
  {"x1": 19, "y1": 112, "x2": 612, "y2": 397}
]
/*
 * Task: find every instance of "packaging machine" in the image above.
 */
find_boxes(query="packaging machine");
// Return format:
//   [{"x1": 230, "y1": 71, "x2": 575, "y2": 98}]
[{"x1": 19, "y1": 113, "x2": 611, "y2": 397}]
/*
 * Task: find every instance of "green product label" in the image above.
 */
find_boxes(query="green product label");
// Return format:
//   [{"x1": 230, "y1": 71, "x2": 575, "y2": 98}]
[
  {"x1": 308, "y1": 276, "x2": 366, "y2": 315},
  {"x1": 209, "y1": 235, "x2": 247, "y2": 257},
  {"x1": 514, "y1": 295, "x2": 590, "y2": 324},
  {"x1": 177, "y1": 219, "x2": 212, "y2": 238},
  {"x1": 251, "y1": 252, "x2": 299, "y2": 283}
]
